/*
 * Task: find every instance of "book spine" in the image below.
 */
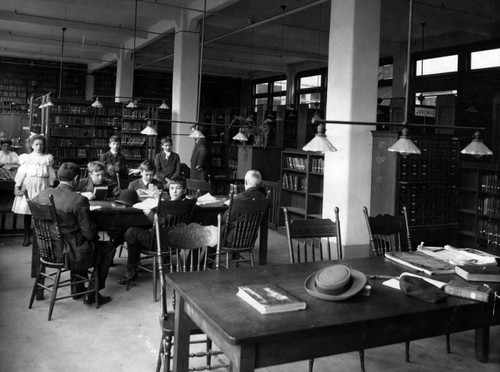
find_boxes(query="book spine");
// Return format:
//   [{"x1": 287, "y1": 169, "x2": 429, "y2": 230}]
[{"x1": 443, "y1": 284, "x2": 491, "y2": 303}]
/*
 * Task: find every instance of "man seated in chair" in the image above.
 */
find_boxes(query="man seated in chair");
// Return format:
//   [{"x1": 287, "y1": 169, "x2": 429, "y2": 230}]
[
  {"x1": 222, "y1": 169, "x2": 267, "y2": 245},
  {"x1": 33, "y1": 162, "x2": 115, "y2": 306},
  {"x1": 118, "y1": 176, "x2": 187, "y2": 285}
]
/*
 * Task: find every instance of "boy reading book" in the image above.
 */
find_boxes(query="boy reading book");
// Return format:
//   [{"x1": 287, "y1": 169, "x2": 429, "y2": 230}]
[
  {"x1": 127, "y1": 160, "x2": 163, "y2": 197},
  {"x1": 77, "y1": 161, "x2": 120, "y2": 200}
]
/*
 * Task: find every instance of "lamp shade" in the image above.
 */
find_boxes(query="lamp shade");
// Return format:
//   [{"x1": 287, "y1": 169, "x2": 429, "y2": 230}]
[
  {"x1": 126, "y1": 100, "x2": 138, "y2": 109},
  {"x1": 159, "y1": 100, "x2": 169, "y2": 109},
  {"x1": 91, "y1": 97, "x2": 103, "y2": 109},
  {"x1": 302, "y1": 123, "x2": 337, "y2": 153},
  {"x1": 140, "y1": 121, "x2": 158, "y2": 136},
  {"x1": 460, "y1": 131, "x2": 493, "y2": 157},
  {"x1": 388, "y1": 128, "x2": 421, "y2": 155},
  {"x1": 189, "y1": 129, "x2": 205, "y2": 139},
  {"x1": 232, "y1": 130, "x2": 248, "y2": 142}
]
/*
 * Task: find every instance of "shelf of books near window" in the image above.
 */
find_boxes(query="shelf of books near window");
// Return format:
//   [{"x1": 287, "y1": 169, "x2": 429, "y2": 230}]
[{"x1": 279, "y1": 149, "x2": 324, "y2": 229}]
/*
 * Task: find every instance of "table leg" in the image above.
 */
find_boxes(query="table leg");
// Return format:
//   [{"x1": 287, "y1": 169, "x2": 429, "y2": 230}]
[
  {"x1": 474, "y1": 326, "x2": 489, "y2": 362},
  {"x1": 233, "y1": 344, "x2": 256, "y2": 372},
  {"x1": 173, "y1": 296, "x2": 192, "y2": 372},
  {"x1": 258, "y1": 212, "x2": 268, "y2": 266}
]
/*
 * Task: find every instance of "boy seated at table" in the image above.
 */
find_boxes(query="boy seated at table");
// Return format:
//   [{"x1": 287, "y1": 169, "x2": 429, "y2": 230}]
[
  {"x1": 127, "y1": 160, "x2": 163, "y2": 198},
  {"x1": 77, "y1": 161, "x2": 120, "y2": 200},
  {"x1": 118, "y1": 176, "x2": 187, "y2": 284}
]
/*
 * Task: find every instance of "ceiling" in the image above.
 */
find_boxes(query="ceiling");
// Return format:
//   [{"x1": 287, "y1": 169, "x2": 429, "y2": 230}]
[{"x1": 0, "y1": 0, "x2": 499, "y2": 79}]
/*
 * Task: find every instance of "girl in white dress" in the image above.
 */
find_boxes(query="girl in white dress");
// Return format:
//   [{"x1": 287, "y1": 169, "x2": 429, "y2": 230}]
[{"x1": 12, "y1": 135, "x2": 56, "y2": 246}]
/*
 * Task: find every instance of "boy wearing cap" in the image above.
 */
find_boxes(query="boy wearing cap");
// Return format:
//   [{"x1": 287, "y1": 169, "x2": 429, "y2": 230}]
[{"x1": 118, "y1": 177, "x2": 187, "y2": 285}]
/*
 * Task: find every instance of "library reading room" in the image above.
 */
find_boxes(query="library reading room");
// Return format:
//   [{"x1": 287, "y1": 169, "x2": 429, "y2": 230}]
[{"x1": 1, "y1": 1, "x2": 500, "y2": 371}]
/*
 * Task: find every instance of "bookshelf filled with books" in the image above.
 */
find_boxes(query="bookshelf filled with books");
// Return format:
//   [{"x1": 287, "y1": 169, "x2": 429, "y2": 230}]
[
  {"x1": 41, "y1": 98, "x2": 158, "y2": 168},
  {"x1": 371, "y1": 131, "x2": 461, "y2": 248},
  {"x1": 458, "y1": 162, "x2": 500, "y2": 255},
  {"x1": 279, "y1": 149, "x2": 324, "y2": 226}
]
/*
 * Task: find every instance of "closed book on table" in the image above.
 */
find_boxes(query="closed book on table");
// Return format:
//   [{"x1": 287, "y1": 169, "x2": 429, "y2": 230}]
[
  {"x1": 455, "y1": 265, "x2": 500, "y2": 282},
  {"x1": 444, "y1": 280, "x2": 493, "y2": 303},
  {"x1": 237, "y1": 283, "x2": 306, "y2": 314}
]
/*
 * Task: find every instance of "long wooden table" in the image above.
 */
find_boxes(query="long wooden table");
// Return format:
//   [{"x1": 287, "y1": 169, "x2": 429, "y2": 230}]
[{"x1": 166, "y1": 257, "x2": 499, "y2": 371}]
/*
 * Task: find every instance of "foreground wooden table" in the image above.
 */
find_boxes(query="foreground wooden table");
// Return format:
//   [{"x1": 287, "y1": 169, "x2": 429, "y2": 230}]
[{"x1": 166, "y1": 257, "x2": 498, "y2": 371}]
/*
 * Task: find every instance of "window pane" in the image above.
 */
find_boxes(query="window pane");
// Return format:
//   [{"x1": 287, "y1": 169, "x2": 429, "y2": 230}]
[
  {"x1": 254, "y1": 97, "x2": 267, "y2": 106},
  {"x1": 255, "y1": 83, "x2": 268, "y2": 94},
  {"x1": 471, "y1": 48, "x2": 500, "y2": 70},
  {"x1": 414, "y1": 90, "x2": 457, "y2": 106},
  {"x1": 299, "y1": 75, "x2": 321, "y2": 89},
  {"x1": 299, "y1": 92, "x2": 321, "y2": 106},
  {"x1": 273, "y1": 80, "x2": 287, "y2": 92},
  {"x1": 272, "y1": 95, "x2": 286, "y2": 108},
  {"x1": 416, "y1": 55, "x2": 458, "y2": 76},
  {"x1": 378, "y1": 64, "x2": 393, "y2": 80}
]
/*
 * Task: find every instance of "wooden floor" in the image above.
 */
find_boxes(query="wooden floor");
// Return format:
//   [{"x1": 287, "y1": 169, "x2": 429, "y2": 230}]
[{"x1": 0, "y1": 230, "x2": 499, "y2": 372}]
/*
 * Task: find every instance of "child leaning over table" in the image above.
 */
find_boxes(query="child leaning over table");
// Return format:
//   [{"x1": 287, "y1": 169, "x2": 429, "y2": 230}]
[
  {"x1": 77, "y1": 161, "x2": 120, "y2": 200},
  {"x1": 127, "y1": 160, "x2": 163, "y2": 198},
  {"x1": 118, "y1": 176, "x2": 187, "y2": 284}
]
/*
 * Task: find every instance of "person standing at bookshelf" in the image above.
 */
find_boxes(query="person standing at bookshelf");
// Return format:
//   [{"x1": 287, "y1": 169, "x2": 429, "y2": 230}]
[
  {"x1": 154, "y1": 136, "x2": 180, "y2": 187},
  {"x1": 190, "y1": 125, "x2": 210, "y2": 180},
  {"x1": 99, "y1": 135, "x2": 128, "y2": 186},
  {"x1": 12, "y1": 134, "x2": 56, "y2": 246}
]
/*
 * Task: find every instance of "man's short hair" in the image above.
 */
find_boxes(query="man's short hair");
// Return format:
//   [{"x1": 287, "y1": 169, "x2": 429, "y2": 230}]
[
  {"x1": 169, "y1": 176, "x2": 186, "y2": 190},
  {"x1": 139, "y1": 160, "x2": 156, "y2": 172},
  {"x1": 109, "y1": 135, "x2": 121, "y2": 143},
  {"x1": 244, "y1": 170, "x2": 262, "y2": 188},
  {"x1": 87, "y1": 161, "x2": 106, "y2": 174},
  {"x1": 57, "y1": 162, "x2": 80, "y2": 182},
  {"x1": 161, "y1": 136, "x2": 173, "y2": 145}
]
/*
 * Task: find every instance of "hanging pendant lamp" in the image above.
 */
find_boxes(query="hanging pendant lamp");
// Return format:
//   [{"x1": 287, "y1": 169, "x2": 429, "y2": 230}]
[
  {"x1": 140, "y1": 121, "x2": 158, "y2": 136},
  {"x1": 460, "y1": 131, "x2": 493, "y2": 157},
  {"x1": 159, "y1": 100, "x2": 169, "y2": 110},
  {"x1": 91, "y1": 97, "x2": 103, "y2": 109}
]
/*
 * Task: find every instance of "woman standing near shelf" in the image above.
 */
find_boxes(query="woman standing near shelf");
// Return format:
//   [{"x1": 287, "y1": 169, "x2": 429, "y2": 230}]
[
  {"x1": 154, "y1": 136, "x2": 180, "y2": 186},
  {"x1": 12, "y1": 134, "x2": 56, "y2": 246}
]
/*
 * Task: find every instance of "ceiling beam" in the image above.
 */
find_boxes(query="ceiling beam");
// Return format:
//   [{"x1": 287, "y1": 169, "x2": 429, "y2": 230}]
[{"x1": 0, "y1": 10, "x2": 149, "y2": 38}]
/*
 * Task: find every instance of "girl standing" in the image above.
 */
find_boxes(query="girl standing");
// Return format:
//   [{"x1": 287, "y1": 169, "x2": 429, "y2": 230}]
[{"x1": 12, "y1": 135, "x2": 56, "y2": 246}]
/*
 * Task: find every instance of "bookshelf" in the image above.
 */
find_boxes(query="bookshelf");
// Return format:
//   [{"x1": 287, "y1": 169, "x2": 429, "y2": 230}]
[
  {"x1": 458, "y1": 163, "x2": 500, "y2": 255},
  {"x1": 371, "y1": 131, "x2": 460, "y2": 248},
  {"x1": 41, "y1": 99, "x2": 158, "y2": 168},
  {"x1": 279, "y1": 149, "x2": 324, "y2": 226}
]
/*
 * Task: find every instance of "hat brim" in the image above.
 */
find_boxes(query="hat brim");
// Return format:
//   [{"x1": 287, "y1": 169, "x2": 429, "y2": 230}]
[
  {"x1": 114, "y1": 199, "x2": 133, "y2": 207},
  {"x1": 304, "y1": 267, "x2": 367, "y2": 301}
]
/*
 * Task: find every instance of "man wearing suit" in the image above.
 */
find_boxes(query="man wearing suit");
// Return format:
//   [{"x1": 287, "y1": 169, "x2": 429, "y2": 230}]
[{"x1": 34, "y1": 162, "x2": 114, "y2": 306}]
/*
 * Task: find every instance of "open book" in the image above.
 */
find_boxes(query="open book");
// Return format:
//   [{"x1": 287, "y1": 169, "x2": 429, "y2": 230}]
[
  {"x1": 385, "y1": 251, "x2": 455, "y2": 275},
  {"x1": 417, "y1": 244, "x2": 499, "y2": 266},
  {"x1": 237, "y1": 283, "x2": 306, "y2": 314}
]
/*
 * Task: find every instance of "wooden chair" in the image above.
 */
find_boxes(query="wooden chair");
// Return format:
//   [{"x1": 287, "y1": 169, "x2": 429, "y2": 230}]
[
  {"x1": 155, "y1": 217, "x2": 228, "y2": 372},
  {"x1": 284, "y1": 207, "x2": 367, "y2": 372},
  {"x1": 186, "y1": 178, "x2": 211, "y2": 198},
  {"x1": 362, "y1": 206, "x2": 450, "y2": 360},
  {"x1": 362, "y1": 205, "x2": 412, "y2": 256},
  {"x1": 26, "y1": 193, "x2": 98, "y2": 321},
  {"x1": 137, "y1": 194, "x2": 197, "y2": 301},
  {"x1": 219, "y1": 191, "x2": 269, "y2": 268},
  {"x1": 284, "y1": 207, "x2": 342, "y2": 262}
]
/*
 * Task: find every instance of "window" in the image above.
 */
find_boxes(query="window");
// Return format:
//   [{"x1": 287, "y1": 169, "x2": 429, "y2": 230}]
[
  {"x1": 378, "y1": 64, "x2": 393, "y2": 80},
  {"x1": 299, "y1": 75, "x2": 321, "y2": 89},
  {"x1": 416, "y1": 55, "x2": 458, "y2": 76},
  {"x1": 471, "y1": 48, "x2": 500, "y2": 70},
  {"x1": 252, "y1": 76, "x2": 287, "y2": 112},
  {"x1": 295, "y1": 69, "x2": 327, "y2": 109},
  {"x1": 414, "y1": 90, "x2": 457, "y2": 106}
]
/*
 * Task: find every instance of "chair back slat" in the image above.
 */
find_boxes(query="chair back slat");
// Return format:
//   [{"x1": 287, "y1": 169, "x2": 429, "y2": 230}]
[
  {"x1": 156, "y1": 196, "x2": 197, "y2": 229},
  {"x1": 186, "y1": 178, "x2": 211, "y2": 197},
  {"x1": 363, "y1": 206, "x2": 412, "y2": 256},
  {"x1": 284, "y1": 207, "x2": 342, "y2": 263},
  {"x1": 26, "y1": 192, "x2": 63, "y2": 265}
]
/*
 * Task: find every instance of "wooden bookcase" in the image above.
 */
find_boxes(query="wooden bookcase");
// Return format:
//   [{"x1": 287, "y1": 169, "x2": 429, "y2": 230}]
[
  {"x1": 371, "y1": 131, "x2": 461, "y2": 248},
  {"x1": 279, "y1": 149, "x2": 324, "y2": 226},
  {"x1": 41, "y1": 99, "x2": 158, "y2": 168},
  {"x1": 458, "y1": 162, "x2": 500, "y2": 255}
]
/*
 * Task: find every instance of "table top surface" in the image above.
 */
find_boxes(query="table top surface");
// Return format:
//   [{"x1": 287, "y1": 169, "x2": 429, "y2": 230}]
[{"x1": 166, "y1": 257, "x2": 497, "y2": 346}]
